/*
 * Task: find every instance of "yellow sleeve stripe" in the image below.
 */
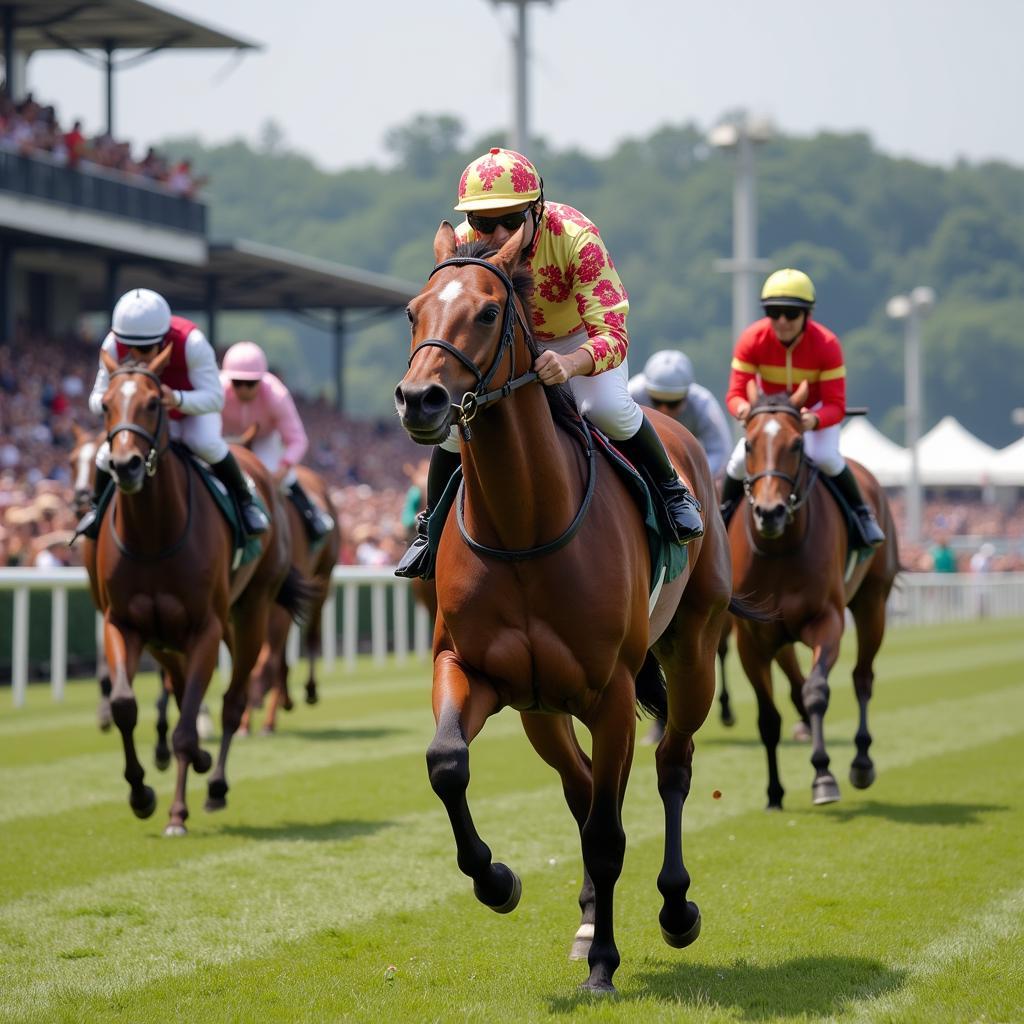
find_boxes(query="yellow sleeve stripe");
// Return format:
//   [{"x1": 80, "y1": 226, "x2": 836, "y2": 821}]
[
  {"x1": 731, "y1": 358, "x2": 756, "y2": 373},
  {"x1": 819, "y1": 365, "x2": 846, "y2": 381}
]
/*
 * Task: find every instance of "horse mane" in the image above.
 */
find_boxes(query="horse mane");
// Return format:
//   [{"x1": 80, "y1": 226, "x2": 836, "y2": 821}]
[{"x1": 453, "y1": 240, "x2": 582, "y2": 436}]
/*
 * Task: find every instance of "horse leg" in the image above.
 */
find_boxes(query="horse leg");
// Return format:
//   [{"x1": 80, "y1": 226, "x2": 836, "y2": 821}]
[
  {"x1": 97, "y1": 673, "x2": 113, "y2": 731},
  {"x1": 717, "y1": 621, "x2": 735, "y2": 727},
  {"x1": 304, "y1": 615, "x2": 321, "y2": 705},
  {"x1": 103, "y1": 618, "x2": 155, "y2": 819},
  {"x1": 848, "y1": 584, "x2": 887, "y2": 789},
  {"x1": 426, "y1": 651, "x2": 518, "y2": 913},
  {"x1": 776, "y1": 645, "x2": 810, "y2": 741},
  {"x1": 154, "y1": 668, "x2": 177, "y2": 771},
  {"x1": 165, "y1": 619, "x2": 220, "y2": 835},
  {"x1": 520, "y1": 711, "x2": 595, "y2": 961},
  {"x1": 579, "y1": 672, "x2": 636, "y2": 993},
  {"x1": 259, "y1": 606, "x2": 290, "y2": 735},
  {"x1": 736, "y1": 629, "x2": 785, "y2": 809},
  {"x1": 799, "y1": 610, "x2": 844, "y2": 805}
]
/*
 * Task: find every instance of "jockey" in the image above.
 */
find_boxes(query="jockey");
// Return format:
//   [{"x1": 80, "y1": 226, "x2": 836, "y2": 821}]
[
  {"x1": 628, "y1": 350, "x2": 733, "y2": 479},
  {"x1": 720, "y1": 269, "x2": 885, "y2": 549},
  {"x1": 396, "y1": 147, "x2": 704, "y2": 578},
  {"x1": 75, "y1": 288, "x2": 269, "y2": 539},
  {"x1": 219, "y1": 341, "x2": 332, "y2": 541}
]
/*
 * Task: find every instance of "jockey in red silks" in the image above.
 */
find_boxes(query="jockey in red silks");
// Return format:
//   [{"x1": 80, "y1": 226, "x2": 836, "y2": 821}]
[
  {"x1": 220, "y1": 341, "x2": 332, "y2": 541},
  {"x1": 720, "y1": 268, "x2": 884, "y2": 550},
  {"x1": 396, "y1": 147, "x2": 704, "y2": 579},
  {"x1": 75, "y1": 288, "x2": 269, "y2": 539}
]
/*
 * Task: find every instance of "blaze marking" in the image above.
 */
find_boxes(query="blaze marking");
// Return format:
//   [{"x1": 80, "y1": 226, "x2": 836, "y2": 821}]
[
  {"x1": 438, "y1": 280, "x2": 463, "y2": 303},
  {"x1": 763, "y1": 419, "x2": 781, "y2": 438}
]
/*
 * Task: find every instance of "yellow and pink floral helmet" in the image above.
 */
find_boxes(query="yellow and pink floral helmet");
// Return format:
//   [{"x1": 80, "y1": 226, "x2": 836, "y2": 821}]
[{"x1": 454, "y1": 147, "x2": 543, "y2": 212}]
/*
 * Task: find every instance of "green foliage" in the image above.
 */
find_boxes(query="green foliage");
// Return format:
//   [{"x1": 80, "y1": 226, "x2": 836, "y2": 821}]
[{"x1": 164, "y1": 122, "x2": 1024, "y2": 443}]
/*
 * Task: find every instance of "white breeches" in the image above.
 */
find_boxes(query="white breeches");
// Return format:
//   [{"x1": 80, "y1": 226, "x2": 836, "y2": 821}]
[
  {"x1": 726, "y1": 420, "x2": 845, "y2": 480},
  {"x1": 96, "y1": 412, "x2": 228, "y2": 470},
  {"x1": 440, "y1": 331, "x2": 644, "y2": 453},
  {"x1": 251, "y1": 433, "x2": 297, "y2": 488}
]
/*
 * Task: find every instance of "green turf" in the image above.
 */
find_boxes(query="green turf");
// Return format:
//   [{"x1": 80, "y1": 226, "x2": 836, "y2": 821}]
[{"x1": 1, "y1": 617, "x2": 1022, "y2": 1023}]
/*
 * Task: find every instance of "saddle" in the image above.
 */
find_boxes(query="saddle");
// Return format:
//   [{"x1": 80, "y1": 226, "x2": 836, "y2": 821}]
[{"x1": 816, "y1": 468, "x2": 875, "y2": 578}]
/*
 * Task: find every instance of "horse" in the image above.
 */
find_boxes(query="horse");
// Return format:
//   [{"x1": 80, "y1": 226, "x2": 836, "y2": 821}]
[
  {"x1": 729, "y1": 381, "x2": 899, "y2": 808},
  {"x1": 239, "y1": 464, "x2": 341, "y2": 734},
  {"x1": 82, "y1": 346, "x2": 310, "y2": 835},
  {"x1": 393, "y1": 225, "x2": 757, "y2": 994}
]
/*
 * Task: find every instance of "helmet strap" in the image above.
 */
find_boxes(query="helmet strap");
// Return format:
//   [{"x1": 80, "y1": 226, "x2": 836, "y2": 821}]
[{"x1": 524, "y1": 182, "x2": 544, "y2": 260}]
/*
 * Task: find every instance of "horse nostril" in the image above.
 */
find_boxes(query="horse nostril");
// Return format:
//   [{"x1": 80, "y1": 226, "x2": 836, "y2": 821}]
[{"x1": 421, "y1": 384, "x2": 450, "y2": 417}]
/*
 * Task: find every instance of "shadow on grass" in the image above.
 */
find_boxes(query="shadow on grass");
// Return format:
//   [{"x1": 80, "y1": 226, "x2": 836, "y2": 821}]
[
  {"x1": 273, "y1": 726, "x2": 406, "y2": 743},
  {"x1": 550, "y1": 955, "x2": 906, "y2": 1019},
  {"x1": 825, "y1": 800, "x2": 1008, "y2": 826},
  {"x1": 213, "y1": 818, "x2": 393, "y2": 842}
]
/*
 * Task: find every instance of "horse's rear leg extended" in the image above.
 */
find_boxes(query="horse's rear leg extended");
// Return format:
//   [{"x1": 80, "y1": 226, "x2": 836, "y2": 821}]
[
  {"x1": 717, "y1": 619, "x2": 735, "y2": 727},
  {"x1": 737, "y1": 629, "x2": 785, "y2": 809},
  {"x1": 799, "y1": 609, "x2": 843, "y2": 805},
  {"x1": 104, "y1": 618, "x2": 156, "y2": 820},
  {"x1": 521, "y1": 712, "x2": 595, "y2": 961},
  {"x1": 426, "y1": 652, "x2": 518, "y2": 912},
  {"x1": 847, "y1": 583, "x2": 888, "y2": 790}
]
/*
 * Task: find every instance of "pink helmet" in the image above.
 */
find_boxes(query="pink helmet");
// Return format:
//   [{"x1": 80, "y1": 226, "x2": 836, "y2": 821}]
[{"x1": 222, "y1": 341, "x2": 268, "y2": 381}]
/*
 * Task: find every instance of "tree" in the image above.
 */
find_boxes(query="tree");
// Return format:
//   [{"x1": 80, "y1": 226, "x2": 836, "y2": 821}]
[{"x1": 383, "y1": 114, "x2": 465, "y2": 176}]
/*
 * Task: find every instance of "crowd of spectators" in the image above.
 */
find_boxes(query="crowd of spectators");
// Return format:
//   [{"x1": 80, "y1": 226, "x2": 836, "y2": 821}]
[
  {"x1": 0, "y1": 92, "x2": 205, "y2": 198},
  {"x1": 2, "y1": 329, "x2": 1024, "y2": 572}
]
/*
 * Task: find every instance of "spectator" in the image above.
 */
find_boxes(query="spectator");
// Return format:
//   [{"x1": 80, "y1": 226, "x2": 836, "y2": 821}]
[{"x1": 929, "y1": 534, "x2": 958, "y2": 573}]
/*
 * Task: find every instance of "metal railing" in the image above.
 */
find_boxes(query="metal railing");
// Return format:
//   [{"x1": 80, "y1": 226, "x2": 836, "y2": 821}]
[
  {"x1": 0, "y1": 148, "x2": 207, "y2": 234},
  {"x1": 2, "y1": 568, "x2": 1023, "y2": 708}
]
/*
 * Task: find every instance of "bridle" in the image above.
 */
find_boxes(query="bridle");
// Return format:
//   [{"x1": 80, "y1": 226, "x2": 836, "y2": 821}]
[
  {"x1": 407, "y1": 255, "x2": 598, "y2": 563},
  {"x1": 105, "y1": 365, "x2": 168, "y2": 478},
  {"x1": 743, "y1": 403, "x2": 819, "y2": 520}
]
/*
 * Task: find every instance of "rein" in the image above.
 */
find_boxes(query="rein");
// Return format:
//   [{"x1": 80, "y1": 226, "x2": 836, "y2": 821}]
[{"x1": 743, "y1": 403, "x2": 819, "y2": 519}]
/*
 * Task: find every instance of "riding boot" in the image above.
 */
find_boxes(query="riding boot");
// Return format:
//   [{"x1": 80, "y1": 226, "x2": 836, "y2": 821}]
[
  {"x1": 288, "y1": 479, "x2": 332, "y2": 541},
  {"x1": 831, "y1": 465, "x2": 885, "y2": 549},
  {"x1": 211, "y1": 452, "x2": 269, "y2": 536},
  {"x1": 720, "y1": 474, "x2": 745, "y2": 529},
  {"x1": 394, "y1": 446, "x2": 462, "y2": 580},
  {"x1": 73, "y1": 467, "x2": 113, "y2": 541},
  {"x1": 617, "y1": 415, "x2": 704, "y2": 544}
]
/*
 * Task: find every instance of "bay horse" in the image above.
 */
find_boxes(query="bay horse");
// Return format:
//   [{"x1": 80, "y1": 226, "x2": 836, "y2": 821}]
[
  {"x1": 730, "y1": 381, "x2": 899, "y2": 808},
  {"x1": 240, "y1": 464, "x2": 340, "y2": 734},
  {"x1": 394, "y1": 225, "x2": 749, "y2": 994},
  {"x1": 83, "y1": 346, "x2": 309, "y2": 835}
]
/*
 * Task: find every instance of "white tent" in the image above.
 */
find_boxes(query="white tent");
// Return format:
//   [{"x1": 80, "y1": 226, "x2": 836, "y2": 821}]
[
  {"x1": 989, "y1": 435, "x2": 1024, "y2": 486},
  {"x1": 840, "y1": 418, "x2": 910, "y2": 486},
  {"x1": 916, "y1": 416, "x2": 999, "y2": 487}
]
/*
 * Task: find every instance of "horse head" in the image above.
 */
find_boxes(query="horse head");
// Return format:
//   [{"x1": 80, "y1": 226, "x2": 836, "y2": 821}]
[
  {"x1": 394, "y1": 222, "x2": 534, "y2": 445},
  {"x1": 100, "y1": 344, "x2": 172, "y2": 495},
  {"x1": 742, "y1": 378, "x2": 811, "y2": 539},
  {"x1": 69, "y1": 422, "x2": 103, "y2": 514}
]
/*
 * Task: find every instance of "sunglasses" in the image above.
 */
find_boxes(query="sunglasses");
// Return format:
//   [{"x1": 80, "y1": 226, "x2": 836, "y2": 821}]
[
  {"x1": 650, "y1": 396, "x2": 686, "y2": 410},
  {"x1": 764, "y1": 307, "x2": 805, "y2": 321},
  {"x1": 231, "y1": 379, "x2": 259, "y2": 389},
  {"x1": 467, "y1": 209, "x2": 530, "y2": 234}
]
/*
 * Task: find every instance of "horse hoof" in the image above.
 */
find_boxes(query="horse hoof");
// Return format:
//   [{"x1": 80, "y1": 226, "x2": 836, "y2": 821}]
[
  {"x1": 97, "y1": 698, "x2": 113, "y2": 731},
  {"x1": 197, "y1": 711, "x2": 215, "y2": 741},
  {"x1": 478, "y1": 863, "x2": 521, "y2": 914},
  {"x1": 765, "y1": 802, "x2": 783, "y2": 812},
  {"x1": 205, "y1": 796, "x2": 227, "y2": 813},
  {"x1": 813, "y1": 776, "x2": 841, "y2": 805},
  {"x1": 130, "y1": 786, "x2": 157, "y2": 819},
  {"x1": 304, "y1": 683, "x2": 319, "y2": 705},
  {"x1": 849, "y1": 763, "x2": 876, "y2": 789},
  {"x1": 282, "y1": 696, "x2": 294, "y2": 712},
  {"x1": 154, "y1": 748, "x2": 171, "y2": 772},
  {"x1": 792, "y1": 721, "x2": 811, "y2": 742},
  {"x1": 660, "y1": 903, "x2": 701, "y2": 948},
  {"x1": 192, "y1": 749, "x2": 212, "y2": 774},
  {"x1": 237, "y1": 726, "x2": 249, "y2": 739},
  {"x1": 569, "y1": 923, "x2": 593, "y2": 961},
  {"x1": 579, "y1": 977, "x2": 617, "y2": 995},
  {"x1": 260, "y1": 725, "x2": 275, "y2": 736},
  {"x1": 721, "y1": 711, "x2": 736, "y2": 728},
  {"x1": 163, "y1": 822, "x2": 187, "y2": 838}
]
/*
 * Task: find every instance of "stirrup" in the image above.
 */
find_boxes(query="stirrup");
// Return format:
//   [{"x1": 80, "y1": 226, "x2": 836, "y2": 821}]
[
  {"x1": 240, "y1": 501, "x2": 269, "y2": 536},
  {"x1": 854, "y1": 507, "x2": 885, "y2": 550},
  {"x1": 395, "y1": 534, "x2": 433, "y2": 580},
  {"x1": 661, "y1": 479, "x2": 704, "y2": 544},
  {"x1": 73, "y1": 505, "x2": 101, "y2": 542}
]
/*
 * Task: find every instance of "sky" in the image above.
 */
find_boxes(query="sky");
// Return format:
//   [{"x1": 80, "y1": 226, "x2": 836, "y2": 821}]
[{"x1": 22, "y1": 0, "x2": 1024, "y2": 172}]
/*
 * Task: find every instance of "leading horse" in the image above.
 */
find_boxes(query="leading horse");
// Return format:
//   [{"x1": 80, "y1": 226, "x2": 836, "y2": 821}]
[
  {"x1": 730, "y1": 382, "x2": 899, "y2": 808},
  {"x1": 394, "y1": 224, "x2": 750, "y2": 993},
  {"x1": 83, "y1": 346, "x2": 309, "y2": 835}
]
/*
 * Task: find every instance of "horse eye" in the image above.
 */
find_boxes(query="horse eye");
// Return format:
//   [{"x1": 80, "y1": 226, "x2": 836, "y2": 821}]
[
  {"x1": 147, "y1": 397, "x2": 159, "y2": 411},
  {"x1": 101, "y1": 402, "x2": 109, "y2": 414},
  {"x1": 479, "y1": 307, "x2": 499, "y2": 325},
  {"x1": 744, "y1": 439, "x2": 752, "y2": 454},
  {"x1": 406, "y1": 308, "x2": 414, "y2": 324}
]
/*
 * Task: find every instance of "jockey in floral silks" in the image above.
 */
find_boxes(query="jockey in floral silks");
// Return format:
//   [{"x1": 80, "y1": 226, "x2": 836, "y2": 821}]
[
  {"x1": 629, "y1": 350, "x2": 733, "y2": 479},
  {"x1": 720, "y1": 268, "x2": 885, "y2": 550},
  {"x1": 219, "y1": 341, "x2": 332, "y2": 541},
  {"x1": 75, "y1": 288, "x2": 269, "y2": 540},
  {"x1": 396, "y1": 147, "x2": 704, "y2": 579}
]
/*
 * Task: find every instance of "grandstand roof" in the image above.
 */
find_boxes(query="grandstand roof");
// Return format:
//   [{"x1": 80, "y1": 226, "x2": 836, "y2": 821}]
[{"x1": 4, "y1": 0, "x2": 257, "y2": 54}]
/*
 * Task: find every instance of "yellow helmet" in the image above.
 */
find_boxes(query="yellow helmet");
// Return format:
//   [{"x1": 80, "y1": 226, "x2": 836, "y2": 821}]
[
  {"x1": 454, "y1": 147, "x2": 542, "y2": 212},
  {"x1": 761, "y1": 268, "x2": 816, "y2": 309}
]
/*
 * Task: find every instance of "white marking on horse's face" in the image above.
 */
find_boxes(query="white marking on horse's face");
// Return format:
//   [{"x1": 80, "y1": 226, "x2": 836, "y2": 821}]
[
  {"x1": 119, "y1": 380, "x2": 138, "y2": 402},
  {"x1": 763, "y1": 419, "x2": 781, "y2": 439},
  {"x1": 438, "y1": 280, "x2": 463, "y2": 304},
  {"x1": 74, "y1": 441, "x2": 97, "y2": 490}
]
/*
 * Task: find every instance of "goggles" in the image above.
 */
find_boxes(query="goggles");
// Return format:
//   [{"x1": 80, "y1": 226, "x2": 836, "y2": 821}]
[
  {"x1": 764, "y1": 306, "x2": 806, "y2": 322},
  {"x1": 467, "y1": 209, "x2": 530, "y2": 234}
]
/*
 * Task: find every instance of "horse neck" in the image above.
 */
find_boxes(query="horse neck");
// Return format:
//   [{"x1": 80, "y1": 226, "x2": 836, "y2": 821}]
[
  {"x1": 113, "y1": 449, "x2": 189, "y2": 557},
  {"x1": 459, "y1": 382, "x2": 582, "y2": 552}
]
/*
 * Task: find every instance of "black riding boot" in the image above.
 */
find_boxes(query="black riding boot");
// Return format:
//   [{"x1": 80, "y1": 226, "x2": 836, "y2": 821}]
[
  {"x1": 394, "y1": 446, "x2": 462, "y2": 580},
  {"x1": 73, "y1": 467, "x2": 113, "y2": 541},
  {"x1": 211, "y1": 452, "x2": 269, "y2": 536},
  {"x1": 618, "y1": 415, "x2": 704, "y2": 543},
  {"x1": 720, "y1": 474, "x2": 745, "y2": 528},
  {"x1": 288, "y1": 480, "x2": 332, "y2": 541},
  {"x1": 831, "y1": 465, "x2": 884, "y2": 549}
]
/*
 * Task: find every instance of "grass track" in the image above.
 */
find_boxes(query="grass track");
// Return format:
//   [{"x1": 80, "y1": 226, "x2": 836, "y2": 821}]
[{"x1": 1, "y1": 617, "x2": 1023, "y2": 1022}]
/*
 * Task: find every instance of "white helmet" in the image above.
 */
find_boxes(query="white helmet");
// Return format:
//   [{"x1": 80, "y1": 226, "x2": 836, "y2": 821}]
[
  {"x1": 642, "y1": 350, "x2": 695, "y2": 401},
  {"x1": 111, "y1": 288, "x2": 171, "y2": 346}
]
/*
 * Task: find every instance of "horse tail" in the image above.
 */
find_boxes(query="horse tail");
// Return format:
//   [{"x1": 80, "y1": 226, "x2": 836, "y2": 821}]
[
  {"x1": 728, "y1": 594, "x2": 777, "y2": 624},
  {"x1": 635, "y1": 651, "x2": 669, "y2": 720},
  {"x1": 275, "y1": 566, "x2": 318, "y2": 626}
]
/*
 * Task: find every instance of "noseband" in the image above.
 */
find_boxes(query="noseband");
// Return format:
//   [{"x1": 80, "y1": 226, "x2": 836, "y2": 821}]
[
  {"x1": 407, "y1": 257, "x2": 538, "y2": 441},
  {"x1": 106, "y1": 365, "x2": 167, "y2": 477},
  {"x1": 743, "y1": 404, "x2": 818, "y2": 518}
]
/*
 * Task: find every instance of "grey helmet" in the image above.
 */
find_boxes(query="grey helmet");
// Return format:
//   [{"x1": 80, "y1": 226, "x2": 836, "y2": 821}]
[{"x1": 641, "y1": 350, "x2": 695, "y2": 401}]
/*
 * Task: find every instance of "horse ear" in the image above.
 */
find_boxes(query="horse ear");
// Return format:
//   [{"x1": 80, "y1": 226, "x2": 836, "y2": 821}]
[
  {"x1": 790, "y1": 380, "x2": 809, "y2": 408},
  {"x1": 745, "y1": 379, "x2": 760, "y2": 407},
  {"x1": 492, "y1": 226, "x2": 525, "y2": 277},
  {"x1": 101, "y1": 348, "x2": 118, "y2": 374},
  {"x1": 433, "y1": 221, "x2": 457, "y2": 264},
  {"x1": 147, "y1": 343, "x2": 173, "y2": 376}
]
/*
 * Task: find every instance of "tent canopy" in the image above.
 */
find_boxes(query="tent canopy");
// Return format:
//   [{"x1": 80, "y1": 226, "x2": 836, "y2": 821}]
[
  {"x1": 839, "y1": 418, "x2": 909, "y2": 487},
  {"x1": 917, "y1": 415, "x2": 999, "y2": 487},
  {"x1": 990, "y1": 435, "x2": 1024, "y2": 487}
]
